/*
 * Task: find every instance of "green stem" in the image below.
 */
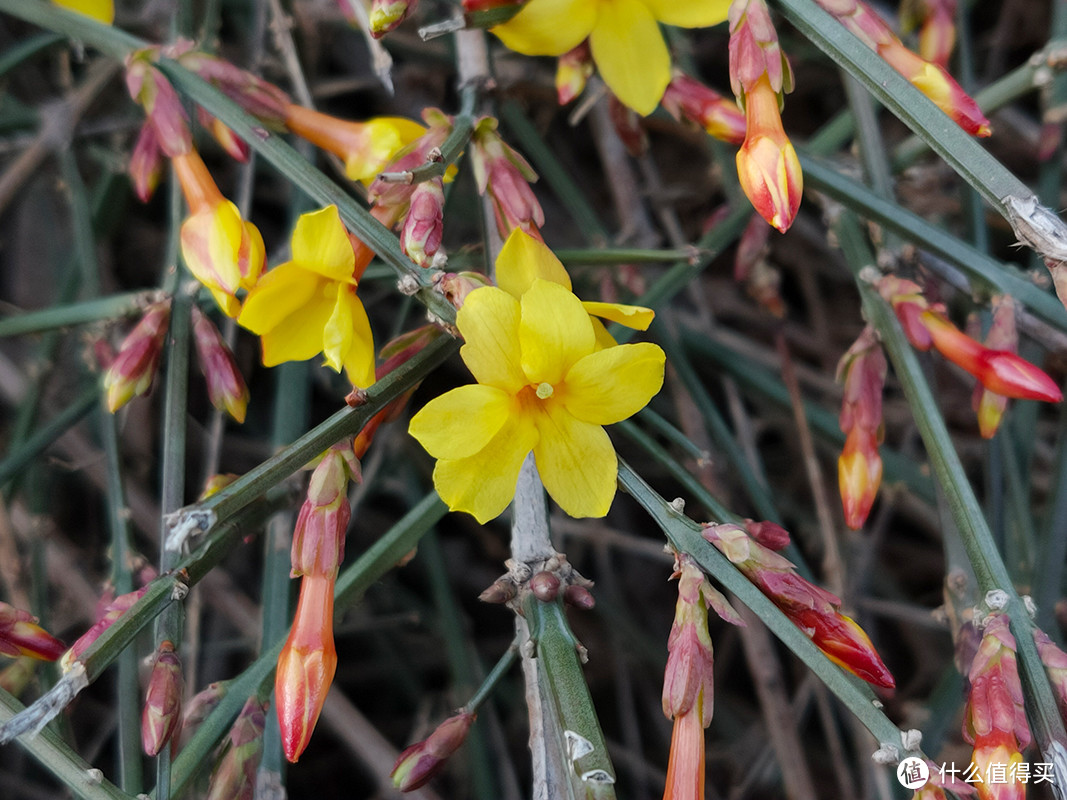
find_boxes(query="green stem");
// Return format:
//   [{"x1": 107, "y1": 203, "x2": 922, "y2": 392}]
[
  {"x1": 168, "y1": 333, "x2": 458, "y2": 539},
  {"x1": 0, "y1": 0, "x2": 144, "y2": 57},
  {"x1": 0, "y1": 385, "x2": 99, "y2": 488},
  {"x1": 0, "y1": 292, "x2": 155, "y2": 337},
  {"x1": 464, "y1": 642, "x2": 519, "y2": 712}
]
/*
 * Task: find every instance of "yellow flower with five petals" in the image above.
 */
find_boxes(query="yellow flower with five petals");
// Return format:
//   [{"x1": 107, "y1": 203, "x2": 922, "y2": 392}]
[
  {"x1": 409, "y1": 278, "x2": 665, "y2": 522},
  {"x1": 491, "y1": 0, "x2": 730, "y2": 115},
  {"x1": 238, "y1": 205, "x2": 376, "y2": 388}
]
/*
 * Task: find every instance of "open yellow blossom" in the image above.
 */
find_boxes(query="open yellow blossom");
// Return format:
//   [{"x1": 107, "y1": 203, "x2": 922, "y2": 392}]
[
  {"x1": 238, "y1": 205, "x2": 376, "y2": 388},
  {"x1": 409, "y1": 279, "x2": 665, "y2": 522},
  {"x1": 491, "y1": 0, "x2": 730, "y2": 115},
  {"x1": 52, "y1": 0, "x2": 114, "y2": 24},
  {"x1": 496, "y1": 228, "x2": 655, "y2": 347}
]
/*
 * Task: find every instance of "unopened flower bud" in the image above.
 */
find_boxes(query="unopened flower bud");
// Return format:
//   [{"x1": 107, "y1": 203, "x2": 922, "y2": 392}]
[
  {"x1": 470, "y1": 117, "x2": 544, "y2": 239},
  {"x1": 178, "y1": 52, "x2": 291, "y2": 127},
  {"x1": 143, "y1": 640, "x2": 184, "y2": 756},
  {"x1": 104, "y1": 300, "x2": 172, "y2": 413},
  {"x1": 478, "y1": 577, "x2": 517, "y2": 605},
  {"x1": 556, "y1": 43, "x2": 593, "y2": 105},
  {"x1": 529, "y1": 571, "x2": 560, "y2": 602},
  {"x1": 192, "y1": 307, "x2": 250, "y2": 423},
  {"x1": 0, "y1": 602, "x2": 66, "y2": 661},
  {"x1": 129, "y1": 124, "x2": 165, "y2": 203},
  {"x1": 205, "y1": 696, "x2": 267, "y2": 800},
  {"x1": 391, "y1": 711, "x2": 476, "y2": 791},
  {"x1": 435, "y1": 271, "x2": 493, "y2": 309},
  {"x1": 662, "y1": 72, "x2": 746, "y2": 144},
  {"x1": 126, "y1": 58, "x2": 193, "y2": 157},
  {"x1": 400, "y1": 178, "x2": 445, "y2": 268},
  {"x1": 180, "y1": 681, "x2": 228, "y2": 748},
  {"x1": 743, "y1": 519, "x2": 790, "y2": 550},
  {"x1": 370, "y1": 0, "x2": 417, "y2": 37},
  {"x1": 563, "y1": 584, "x2": 595, "y2": 610}
]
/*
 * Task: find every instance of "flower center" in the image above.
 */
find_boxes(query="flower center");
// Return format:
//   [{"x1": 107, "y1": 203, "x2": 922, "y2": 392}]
[{"x1": 535, "y1": 382, "x2": 554, "y2": 400}]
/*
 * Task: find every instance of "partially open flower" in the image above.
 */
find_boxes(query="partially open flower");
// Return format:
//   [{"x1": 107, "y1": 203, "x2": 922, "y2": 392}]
[
  {"x1": 174, "y1": 151, "x2": 266, "y2": 317},
  {"x1": 391, "y1": 711, "x2": 476, "y2": 791},
  {"x1": 0, "y1": 602, "x2": 65, "y2": 661}
]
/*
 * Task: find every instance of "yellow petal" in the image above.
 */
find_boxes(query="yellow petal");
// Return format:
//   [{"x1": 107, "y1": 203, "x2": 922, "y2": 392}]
[
  {"x1": 239, "y1": 220, "x2": 267, "y2": 291},
  {"x1": 589, "y1": 0, "x2": 670, "y2": 115},
  {"x1": 410, "y1": 384, "x2": 515, "y2": 459},
  {"x1": 640, "y1": 0, "x2": 729, "y2": 28},
  {"x1": 491, "y1": 0, "x2": 597, "y2": 56},
  {"x1": 52, "y1": 0, "x2": 114, "y2": 24},
  {"x1": 519, "y1": 279, "x2": 595, "y2": 386},
  {"x1": 457, "y1": 287, "x2": 527, "y2": 394},
  {"x1": 341, "y1": 295, "x2": 376, "y2": 389},
  {"x1": 581, "y1": 300, "x2": 655, "y2": 330},
  {"x1": 496, "y1": 229, "x2": 572, "y2": 298},
  {"x1": 180, "y1": 202, "x2": 245, "y2": 293},
  {"x1": 208, "y1": 287, "x2": 242, "y2": 319},
  {"x1": 291, "y1": 206, "x2": 356, "y2": 283},
  {"x1": 322, "y1": 287, "x2": 355, "y2": 373},
  {"x1": 432, "y1": 414, "x2": 539, "y2": 523},
  {"x1": 590, "y1": 316, "x2": 619, "y2": 350},
  {"x1": 533, "y1": 402, "x2": 616, "y2": 518},
  {"x1": 561, "y1": 342, "x2": 665, "y2": 424},
  {"x1": 258, "y1": 289, "x2": 336, "y2": 366},
  {"x1": 238, "y1": 263, "x2": 320, "y2": 335},
  {"x1": 346, "y1": 118, "x2": 427, "y2": 184}
]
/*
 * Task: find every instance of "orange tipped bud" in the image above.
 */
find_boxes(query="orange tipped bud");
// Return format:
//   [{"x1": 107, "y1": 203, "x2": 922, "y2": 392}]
[
  {"x1": 819, "y1": 0, "x2": 988, "y2": 135},
  {"x1": 556, "y1": 43, "x2": 594, "y2": 106},
  {"x1": 391, "y1": 711, "x2": 476, "y2": 791},
  {"x1": 276, "y1": 573, "x2": 337, "y2": 762},
  {"x1": 838, "y1": 429, "x2": 883, "y2": 530},
  {"x1": 471, "y1": 117, "x2": 544, "y2": 239},
  {"x1": 920, "y1": 310, "x2": 1062, "y2": 402},
  {"x1": 370, "y1": 0, "x2": 417, "y2": 37},
  {"x1": 400, "y1": 178, "x2": 445, "y2": 268},
  {"x1": 704, "y1": 523, "x2": 895, "y2": 687},
  {"x1": 735, "y1": 76, "x2": 803, "y2": 233},
  {"x1": 104, "y1": 300, "x2": 172, "y2": 413},
  {"x1": 283, "y1": 104, "x2": 426, "y2": 185},
  {"x1": 662, "y1": 72, "x2": 747, "y2": 145},
  {"x1": 0, "y1": 602, "x2": 65, "y2": 661},
  {"x1": 192, "y1": 307, "x2": 250, "y2": 423},
  {"x1": 205, "y1": 696, "x2": 267, "y2": 800},
  {"x1": 142, "y1": 640, "x2": 184, "y2": 756}
]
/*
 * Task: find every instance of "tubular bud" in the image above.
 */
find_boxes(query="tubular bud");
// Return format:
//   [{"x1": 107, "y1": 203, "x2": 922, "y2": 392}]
[
  {"x1": 400, "y1": 178, "x2": 445, "y2": 268},
  {"x1": 142, "y1": 641, "x2": 184, "y2": 756},
  {"x1": 391, "y1": 711, "x2": 476, "y2": 791},
  {"x1": 191, "y1": 307, "x2": 250, "y2": 423},
  {"x1": 662, "y1": 72, "x2": 746, "y2": 145}
]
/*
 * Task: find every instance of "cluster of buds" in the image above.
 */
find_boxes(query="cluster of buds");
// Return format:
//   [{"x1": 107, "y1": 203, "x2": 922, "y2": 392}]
[
  {"x1": 471, "y1": 117, "x2": 545, "y2": 240},
  {"x1": 703, "y1": 521, "x2": 895, "y2": 687},
  {"x1": 61, "y1": 586, "x2": 149, "y2": 671},
  {"x1": 205, "y1": 696, "x2": 268, "y2": 800},
  {"x1": 276, "y1": 442, "x2": 360, "y2": 762},
  {"x1": 661, "y1": 554, "x2": 742, "y2": 800},
  {"x1": 391, "y1": 710, "x2": 476, "y2": 791},
  {"x1": 728, "y1": 0, "x2": 803, "y2": 233},
  {"x1": 191, "y1": 307, "x2": 250, "y2": 423},
  {"x1": 556, "y1": 43, "x2": 594, "y2": 106},
  {"x1": 103, "y1": 300, "x2": 171, "y2": 413},
  {"x1": 836, "y1": 326, "x2": 887, "y2": 529},
  {"x1": 963, "y1": 612, "x2": 1030, "y2": 800},
  {"x1": 662, "y1": 72, "x2": 747, "y2": 145},
  {"x1": 142, "y1": 640, "x2": 184, "y2": 756},
  {"x1": 0, "y1": 602, "x2": 65, "y2": 661},
  {"x1": 816, "y1": 0, "x2": 988, "y2": 135},
  {"x1": 478, "y1": 553, "x2": 595, "y2": 611},
  {"x1": 369, "y1": 0, "x2": 418, "y2": 37},
  {"x1": 900, "y1": 0, "x2": 958, "y2": 67},
  {"x1": 878, "y1": 277, "x2": 1062, "y2": 407},
  {"x1": 968, "y1": 297, "x2": 1019, "y2": 438}
]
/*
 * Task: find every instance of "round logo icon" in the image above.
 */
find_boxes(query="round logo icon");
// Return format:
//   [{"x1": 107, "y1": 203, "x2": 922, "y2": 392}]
[{"x1": 896, "y1": 757, "x2": 930, "y2": 790}]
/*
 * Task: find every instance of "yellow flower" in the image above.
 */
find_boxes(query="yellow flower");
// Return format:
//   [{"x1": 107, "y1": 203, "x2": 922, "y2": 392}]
[
  {"x1": 495, "y1": 228, "x2": 655, "y2": 347},
  {"x1": 491, "y1": 0, "x2": 730, "y2": 115},
  {"x1": 409, "y1": 279, "x2": 665, "y2": 522},
  {"x1": 52, "y1": 0, "x2": 114, "y2": 24},
  {"x1": 238, "y1": 205, "x2": 376, "y2": 388}
]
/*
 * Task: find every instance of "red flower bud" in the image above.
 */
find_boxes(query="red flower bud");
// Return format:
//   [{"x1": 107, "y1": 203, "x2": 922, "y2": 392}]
[
  {"x1": 0, "y1": 602, "x2": 65, "y2": 661},
  {"x1": 142, "y1": 640, "x2": 184, "y2": 756},
  {"x1": 391, "y1": 711, "x2": 476, "y2": 791}
]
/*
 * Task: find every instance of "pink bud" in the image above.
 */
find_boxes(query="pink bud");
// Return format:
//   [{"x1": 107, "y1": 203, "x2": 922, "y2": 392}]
[
  {"x1": 191, "y1": 307, "x2": 250, "y2": 423},
  {"x1": 129, "y1": 123, "x2": 165, "y2": 203},
  {"x1": 391, "y1": 711, "x2": 476, "y2": 791},
  {"x1": 400, "y1": 178, "x2": 445, "y2": 268},
  {"x1": 142, "y1": 640, "x2": 184, "y2": 756},
  {"x1": 529, "y1": 571, "x2": 560, "y2": 602},
  {"x1": 104, "y1": 300, "x2": 172, "y2": 412}
]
